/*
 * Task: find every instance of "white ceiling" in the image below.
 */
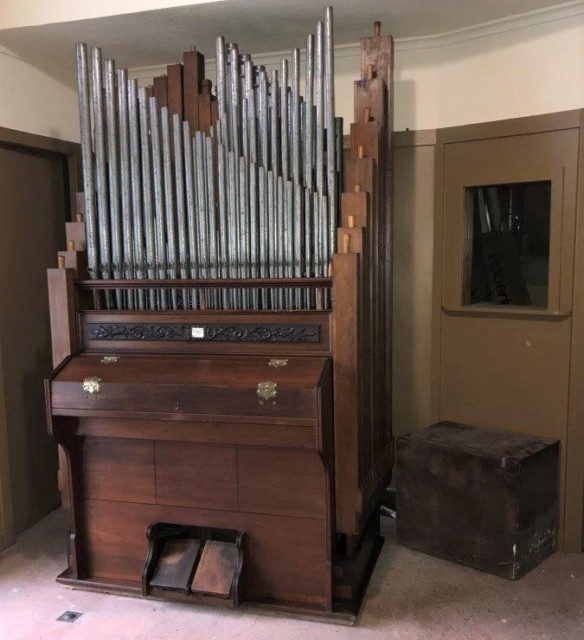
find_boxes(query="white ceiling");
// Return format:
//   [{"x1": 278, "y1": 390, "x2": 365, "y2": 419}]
[{"x1": 0, "y1": 0, "x2": 569, "y2": 78}]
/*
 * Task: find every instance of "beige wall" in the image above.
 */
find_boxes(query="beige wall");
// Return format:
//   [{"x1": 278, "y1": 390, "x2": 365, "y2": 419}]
[
  {"x1": 131, "y1": 3, "x2": 584, "y2": 135},
  {"x1": 0, "y1": 45, "x2": 78, "y2": 141},
  {"x1": 0, "y1": 0, "x2": 216, "y2": 29},
  {"x1": 1, "y1": 3, "x2": 583, "y2": 141}
]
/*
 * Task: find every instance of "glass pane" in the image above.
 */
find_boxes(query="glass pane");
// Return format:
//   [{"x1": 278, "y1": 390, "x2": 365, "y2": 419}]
[{"x1": 463, "y1": 181, "x2": 551, "y2": 308}]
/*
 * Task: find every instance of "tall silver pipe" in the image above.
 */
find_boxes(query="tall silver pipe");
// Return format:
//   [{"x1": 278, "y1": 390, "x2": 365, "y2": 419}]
[
  {"x1": 267, "y1": 169, "x2": 276, "y2": 308},
  {"x1": 258, "y1": 165, "x2": 268, "y2": 308},
  {"x1": 239, "y1": 155, "x2": 250, "y2": 309},
  {"x1": 304, "y1": 188, "x2": 313, "y2": 308},
  {"x1": 138, "y1": 88, "x2": 156, "y2": 309},
  {"x1": 104, "y1": 59, "x2": 123, "y2": 308},
  {"x1": 304, "y1": 35, "x2": 314, "y2": 191},
  {"x1": 75, "y1": 43, "x2": 98, "y2": 279},
  {"x1": 257, "y1": 68, "x2": 269, "y2": 169},
  {"x1": 183, "y1": 121, "x2": 198, "y2": 308},
  {"x1": 229, "y1": 44, "x2": 241, "y2": 158},
  {"x1": 173, "y1": 113, "x2": 189, "y2": 307},
  {"x1": 293, "y1": 183, "x2": 303, "y2": 308},
  {"x1": 249, "y1": 160, "x2": 258, "y2": 279},
  {"x1": 194, "y1": 132, "x2": 209, "y2": 282},
  {"x1": 149, "y1": 96, "x2": 168, "y2": 309},
  {"x1": 285, "y1": 180, "x2": 294, "y2": 308},
  {"x1": 226, "y1": 148, "x2": 239, "y2": 307},
  {"x1": 245, "y1": 57, "x2": 257, "y2": 165},
  {"x1": 325, "y1": 6, "x2": 337, "y2": 256},
  {"x1": 90, "y1": 47, "x2": 111, "y2": 283},
  {"x1": 276, "y1": 175, "x2": 285, "y2": 308},
  {"x1": 320, "y1": 193, "x2": 329, "y2": 278},
  {"x1": 215, "y1": 125, "x2": 227, "y2": 280},
  {"x1": 280, "y1": 59, "x2": 289, "y2": 181},
  {"x1": 205, "y1": 136, "x2": 218, "y2": 279},
  {"x1": 127, "y1": 79, "x2": 146, "y2": 310},
  {"x1": 216, "y1": 131, "x2": 230, "y2": 308},
  {"x1": 241, "y1": 97, "x2": 249, "y2": 163},
  {"x1": 117, "y1": 68, "x2": 134, "y2": 309},
  {"x1": 161, "y1": 106, "x2": 178, "y2": 309},
  {"x1": 291, "y1": 48, "x2": 301, "y2": 186},
  {"x1": 315, "y1": 23, "x2": 324, "y2": 197},
  {"x1": 269, "y1": 69, "x2": 280, "y2": 176},
  {"x1": 215, "y1": 36, "x2": 228, "y2": 145},
  {"x1": 313, "y1": 190, "x2": 322, "y2": 277}
]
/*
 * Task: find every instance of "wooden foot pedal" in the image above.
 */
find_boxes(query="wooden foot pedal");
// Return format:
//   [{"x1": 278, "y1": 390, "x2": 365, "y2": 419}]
[
  {"x1": 149, "y1": 537, "x2": 201, "y2": 592},
  {"x1": 191, "y1": 540, "x2": 240, "y2": 597},
  {"x1": 143, "y1": 523, "x2": 245, "y2": 607}
]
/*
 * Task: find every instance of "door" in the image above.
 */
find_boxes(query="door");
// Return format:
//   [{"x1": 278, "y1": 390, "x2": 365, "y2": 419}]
[
  {"x1": 437, "y1": 119, "x2": 580, "y2": 550},
  {"x1": 0, "y1": 138, "x2": 73, "y2": 548}
]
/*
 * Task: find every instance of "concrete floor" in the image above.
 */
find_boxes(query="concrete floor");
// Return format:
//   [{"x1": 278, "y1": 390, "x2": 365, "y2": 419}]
[{"x1": 0, "y1": 510, "x2": 583, "y2": 640}]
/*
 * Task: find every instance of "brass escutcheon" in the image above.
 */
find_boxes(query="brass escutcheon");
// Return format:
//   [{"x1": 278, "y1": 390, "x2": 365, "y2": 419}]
[
  {"x1": 82, "y1": 376, "x2": 101, "y2": 394},
  {"x1": 268, "y1": 358, "x2": 288, "y2": 368},
  {"x1": 101, "y1": 356, "x2": 119, "y2": 365},
  {"x1": 257, "y1": 381, "x2": 277, "y2": 402}
]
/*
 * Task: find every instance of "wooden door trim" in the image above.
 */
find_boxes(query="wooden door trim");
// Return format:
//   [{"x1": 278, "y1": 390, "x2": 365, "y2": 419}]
[
  {"x1": 565, "y1": 109, "x2": 584, "y2": 552},
  {"x1": 437, "y1": 110, "x2": 581, "y2": 145},
  {"x1": 0, "y1": 127, "x2": 79, "y2": 552},
  {"x1": 433, "y1": 110, "x2": 584, "y2": 552},
  {"x1": 0, "y1": 126, "x2": 80, "y2": 220},
  {"x1": 0, "y1": 334, "x2": 14, "y2": 552}
]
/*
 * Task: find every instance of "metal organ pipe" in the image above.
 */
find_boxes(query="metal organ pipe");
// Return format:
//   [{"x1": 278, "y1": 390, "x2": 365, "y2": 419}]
[{"x1": 74, "y1": 7, "x2": 341, "y2": 311}]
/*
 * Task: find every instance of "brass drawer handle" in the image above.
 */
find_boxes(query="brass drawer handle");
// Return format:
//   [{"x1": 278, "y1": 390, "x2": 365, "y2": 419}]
[
  {"x1": 257, "y1": 381, "x2": 277, "y2": 402},
  {"x1": 268, "y1": 358, "x2": 288, "y2": 368},
  {"x1": 82, "y1": 376, "x2": 101, "y2": 394}
]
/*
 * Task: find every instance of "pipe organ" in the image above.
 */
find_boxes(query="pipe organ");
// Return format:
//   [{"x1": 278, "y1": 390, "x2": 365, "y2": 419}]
[{"x1": 46, "y1": 7, "x2": 394, "y2": 621}]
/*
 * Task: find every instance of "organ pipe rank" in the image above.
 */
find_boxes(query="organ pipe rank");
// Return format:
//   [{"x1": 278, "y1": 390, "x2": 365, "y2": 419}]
[{"x1": 76, "y1": 7, "x2": 342, "y2": 311}]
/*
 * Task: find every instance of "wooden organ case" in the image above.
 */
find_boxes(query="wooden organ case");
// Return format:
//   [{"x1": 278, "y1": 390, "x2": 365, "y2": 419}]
[{"x1": 45, "y1": 12, "x2": 393, "y2": 621}]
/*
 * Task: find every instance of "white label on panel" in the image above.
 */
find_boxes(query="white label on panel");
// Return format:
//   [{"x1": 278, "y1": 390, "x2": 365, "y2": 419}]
[{"x1": 191, "y1": 326, "x2": 205, "y2": 339}]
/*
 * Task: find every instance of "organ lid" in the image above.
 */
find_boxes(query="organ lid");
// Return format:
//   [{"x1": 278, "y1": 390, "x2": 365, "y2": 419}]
[{"x1": 47, "y1": 353, "x2": 331, "y2": 423}]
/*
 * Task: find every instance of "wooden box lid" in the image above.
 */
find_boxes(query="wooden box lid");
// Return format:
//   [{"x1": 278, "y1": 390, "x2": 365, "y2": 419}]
[
  {"x1": 397, "y1": 421, "x2": 559, "y2": 463},
  {"x1": 48, "y1": 354, "x2": 331, "y2": 423}
]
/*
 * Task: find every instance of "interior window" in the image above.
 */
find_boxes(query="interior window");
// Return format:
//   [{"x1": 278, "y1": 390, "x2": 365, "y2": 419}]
[{"x1": 463, "y1": 181, "x2": 551, "y2": 308}]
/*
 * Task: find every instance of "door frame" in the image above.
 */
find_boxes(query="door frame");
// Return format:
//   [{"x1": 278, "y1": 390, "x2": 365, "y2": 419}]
[
  {"x1": 0, "y1": 126, "x2": 79, "y2": 552},
  {"x1": 432, "y1": 110, "x2": 584, "y2": 552}
]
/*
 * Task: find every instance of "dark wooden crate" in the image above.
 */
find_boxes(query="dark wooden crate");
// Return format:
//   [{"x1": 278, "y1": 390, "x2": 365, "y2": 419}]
[{"x1": 396, "y1": 422, "x2": 559, "y2": 579}]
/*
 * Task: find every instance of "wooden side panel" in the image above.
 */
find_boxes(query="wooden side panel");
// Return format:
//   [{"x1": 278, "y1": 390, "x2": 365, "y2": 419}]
[
  {"x1": 155, "y1": 441, "x2": 238, "y2": 511},
  {"x1": 65, "y1": 220, "x2": 87, "y2": 252},
  {"x1": 341, "y1": 191, "x2": 369, "y2": 227},
  {"x1": 153, "y1": 76, "x2": 168, "y2": 108},
  {"x1": 332, "y1": 253, "x2": 362, "y2": 534},
  {"x1": 83, "y1": 437, "x2": 155, "y2": 503},
  {"x1": 166, "y1": 63, "x2": 184, "y2": 119},
  {"x1": 47, "y1": 268, "x2": 77, "y2": 367},
  {"x1": 198, "y1": 80, "x2": 213, "y2": 134},
  {"x1": 183, "y1": 50, "x2": 205, "y2": 131},
  {"x1": 237, "y1": 448, "x2": 325, "y2": 519}
]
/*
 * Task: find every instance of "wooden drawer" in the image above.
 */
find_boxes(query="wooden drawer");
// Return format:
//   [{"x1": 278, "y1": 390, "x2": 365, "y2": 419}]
[{"x1": 48, "y1": 354, "x2": 330, "y2": 423}]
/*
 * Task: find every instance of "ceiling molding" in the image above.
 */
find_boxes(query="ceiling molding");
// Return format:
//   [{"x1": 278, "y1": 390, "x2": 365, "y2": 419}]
[
  {"x1": 129, "y1": 0, "x2": 584, "y2": 80},
  {"x1": 395, "y1": 0, "x2": 584, "y2": 51}
]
